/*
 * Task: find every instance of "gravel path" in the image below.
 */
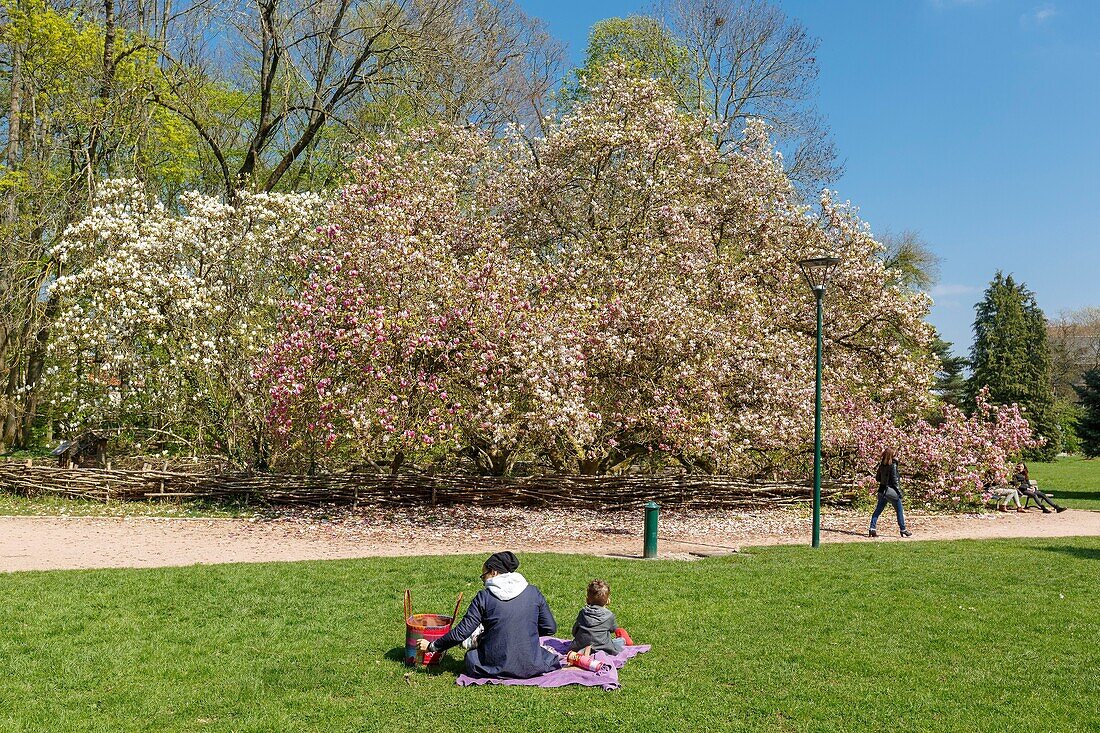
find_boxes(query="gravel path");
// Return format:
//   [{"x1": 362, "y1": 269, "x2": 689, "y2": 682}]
[{"x1": 3, "y1": 505, "x2": 1099, "y2": 572}]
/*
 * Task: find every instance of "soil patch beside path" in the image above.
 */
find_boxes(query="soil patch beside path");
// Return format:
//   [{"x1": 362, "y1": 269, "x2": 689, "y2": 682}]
[{"x1": 3, "y1": 506, "x2": 1099, "y2": 572}]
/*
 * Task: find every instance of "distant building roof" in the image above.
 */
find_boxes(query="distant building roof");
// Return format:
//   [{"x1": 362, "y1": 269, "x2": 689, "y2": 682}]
[{"x1": 50, "y1": 440, "x2": 74, "y2": 457}]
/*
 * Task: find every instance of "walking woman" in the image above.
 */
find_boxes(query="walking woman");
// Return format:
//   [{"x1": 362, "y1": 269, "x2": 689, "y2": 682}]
[{"x1": 869, "y1": 448, "x2": 912, "y2": 538}]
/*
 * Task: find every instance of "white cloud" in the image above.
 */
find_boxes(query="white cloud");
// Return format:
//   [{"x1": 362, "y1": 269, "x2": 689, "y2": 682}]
[
  {"x1": 930, "y1": 284, "x2": 980, "y2": 298},
  {"x1": 1021, "y1": 3, "x2": 1059, "y2": 26}
]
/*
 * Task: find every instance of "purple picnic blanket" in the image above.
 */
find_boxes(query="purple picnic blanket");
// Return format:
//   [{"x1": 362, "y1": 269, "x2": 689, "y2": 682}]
[{"x1": 455, "y1": 636, "x2": 650, "y2": 691}]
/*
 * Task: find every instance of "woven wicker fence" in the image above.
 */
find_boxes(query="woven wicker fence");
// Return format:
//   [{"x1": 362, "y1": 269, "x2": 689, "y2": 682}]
[{"x1": 0, "y1": 459, "x2": 859, "y2": 510}]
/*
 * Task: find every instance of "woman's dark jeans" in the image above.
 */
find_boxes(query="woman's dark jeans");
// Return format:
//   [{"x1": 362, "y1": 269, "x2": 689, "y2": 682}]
[
  {"x1": 870, "y1": 493, "x2": 906, "y2": 531},
  {"x1": 1023, "y1": 488, "x2": 1060, "y2": 510}
]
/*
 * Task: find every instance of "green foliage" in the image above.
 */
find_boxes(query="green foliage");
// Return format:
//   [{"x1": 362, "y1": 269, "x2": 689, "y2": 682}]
[
  {"x1": 1026, "y1": 454, "x2": 1100, "y2": 509},
  {"x1": 931, "y1": 335, "x2": 968, "y2": 407},
  {"x1": 0, "y1": 544, "x2": 1098, "y2": 730},
  {"x1": 879, "y1": 229, "x2": 940, "y2": 290},
  {"x1": 1073, "y1": 368, "x2": 1100, "y2": 458},
  {"x1": 559, "y1": 15, "x2": 692, "y2": 108},
  {"x1": 1, "y1": 0, "x2": 217, "y2": 204},
  {"x1": 1053, "y1": 398, "x2": 1083, "y2": 455},
  {"x1": 968, "y1": 272, "x2": 1059, "y2": 460},
  {"x1": 3, "y1": 0, "x2": 102, "y2": 85},
  {"x1": 3, "y1": 0, "x2": 192, "y2": 183}
]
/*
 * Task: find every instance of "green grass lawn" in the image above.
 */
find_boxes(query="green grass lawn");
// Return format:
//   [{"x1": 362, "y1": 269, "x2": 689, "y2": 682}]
[
  {"x1": 1, "y1": 542, "x2": 1098, "y2": 732},
  {"x1": 0, "y1": 492, "x2": 256, "y2": 518},
  {"x1": 1027, "y1": 456, "x2": 1100, "y2": 510}
]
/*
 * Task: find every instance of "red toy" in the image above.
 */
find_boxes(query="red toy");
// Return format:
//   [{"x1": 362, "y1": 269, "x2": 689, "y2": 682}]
[{"x1": 566, "y1": 648, "x2": 605, "y2": 673}]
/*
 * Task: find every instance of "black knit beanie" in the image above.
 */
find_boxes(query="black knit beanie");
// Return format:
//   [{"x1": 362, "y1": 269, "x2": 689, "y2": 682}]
[{"x1": 484, "y1": 551, "x2": 519, "y2": 574}]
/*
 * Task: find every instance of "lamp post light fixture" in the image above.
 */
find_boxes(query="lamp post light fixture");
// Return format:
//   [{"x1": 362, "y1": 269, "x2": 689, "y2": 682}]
[{"x1": 797, "y1": 255, "x2": 842, "y2": 548}]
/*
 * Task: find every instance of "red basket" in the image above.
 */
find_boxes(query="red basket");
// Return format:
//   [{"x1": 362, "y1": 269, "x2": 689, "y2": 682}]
[{"x1": 403, "y1": 589, "x2": 463, "y2": 666}]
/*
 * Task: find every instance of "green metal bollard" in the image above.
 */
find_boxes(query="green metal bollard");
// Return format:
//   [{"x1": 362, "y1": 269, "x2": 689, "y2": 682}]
[{"x1": 643, "y1": 501, "x2": 659, "y2": 558}]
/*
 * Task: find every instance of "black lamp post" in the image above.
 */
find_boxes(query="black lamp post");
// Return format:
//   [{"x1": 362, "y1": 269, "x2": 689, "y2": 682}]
[{"x1": 798, "y1": 255, "x2": 841, "y2": 548}]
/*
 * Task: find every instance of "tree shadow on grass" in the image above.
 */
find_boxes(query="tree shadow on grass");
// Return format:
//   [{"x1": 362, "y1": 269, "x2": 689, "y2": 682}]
[
  {"x1": 1042, "y1": 488, "x2": 1100, "y2": 506},
  {"x1": 1050, "y1": 490, "x2": 1100, "y2": 503},
  {"x1": 1032, "y1": 545, "x2": 1100, "y2": 561}
]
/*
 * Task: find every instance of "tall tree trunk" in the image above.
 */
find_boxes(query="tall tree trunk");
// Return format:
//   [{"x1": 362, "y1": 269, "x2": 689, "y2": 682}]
[
  {"x1": 1, "y1": 364, "x2": 20, "y2": 450},
  {"x1": 15, "y1": 291, "x2": 59, "y2": 448},
  {"x1": 239, "y1": 0, "x2": 281, "y2": 182},
  {"x1": 1, "y1": 36, "x2": 24, "y2": 451},
  {"x1": 86, "y1": 0, "x2": 117, "y2": 181},
  {"x1": 7, "y1": 43, "x2": 21, "y2": 169}
]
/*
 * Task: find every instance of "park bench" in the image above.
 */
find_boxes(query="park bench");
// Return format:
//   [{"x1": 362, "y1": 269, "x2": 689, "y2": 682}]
[{"x1": 1021, "y1": 479, "x2": 1054, "y2": 510}]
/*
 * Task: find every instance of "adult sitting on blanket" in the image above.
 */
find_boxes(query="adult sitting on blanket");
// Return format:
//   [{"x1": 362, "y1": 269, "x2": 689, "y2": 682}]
[{"x1": 415, "y1": 551, "x2": 560, "y2": 679}]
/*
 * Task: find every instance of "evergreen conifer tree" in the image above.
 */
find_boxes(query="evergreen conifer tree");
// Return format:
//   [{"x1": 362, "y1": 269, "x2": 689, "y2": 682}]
[
  {"x1": 932, "y1": 335, "x2": 969, "y2": 407},
  {"x1": 1073, "y1": 368, "x2": 1100, "y2": 458},
  {"x1": 968, "y1": 272, "x2": 1059, "y2": 460}
]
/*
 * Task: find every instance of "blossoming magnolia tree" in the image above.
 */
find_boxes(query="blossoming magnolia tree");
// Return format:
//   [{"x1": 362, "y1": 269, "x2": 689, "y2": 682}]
[
  {"x1": 836, "y1": 388, "x2": 1040, "y2": 507},
  {"x1": 50, "y1": 179, "x2": 324, "y2": 464},
  {"x1": 260, "y1": 68, "x2": 949, "y2": 479},
  {"x1": 256, "y1": 130, "x2": 570, "y2": 473},
  {"x1": 46, "y1": 69, "x2": 1036, "y2": 502}
]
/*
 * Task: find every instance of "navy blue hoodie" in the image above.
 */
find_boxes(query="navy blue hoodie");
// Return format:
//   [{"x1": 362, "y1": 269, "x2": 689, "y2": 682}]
[{"x1": 430, "y1": 572, "x2": 559, "y2": 679}]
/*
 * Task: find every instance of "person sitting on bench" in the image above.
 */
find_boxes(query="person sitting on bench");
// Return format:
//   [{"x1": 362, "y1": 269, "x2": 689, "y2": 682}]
[
  {"x1": 1013, "y1": 464, "x2": 1066, "y2": 513},
  {"x1": 989, "y1": 485, "x2": 1025, "y2": 512}
]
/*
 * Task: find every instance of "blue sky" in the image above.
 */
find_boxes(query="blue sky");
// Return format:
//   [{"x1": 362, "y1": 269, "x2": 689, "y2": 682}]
[{"x1": 517, "y1": 0, "x2": 1100, "y2": 355}]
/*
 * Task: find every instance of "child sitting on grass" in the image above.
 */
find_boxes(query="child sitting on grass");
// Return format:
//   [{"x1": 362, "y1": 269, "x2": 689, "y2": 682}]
[{"x1": 570, "y1": 579, "x2": 633, "y2": 655}]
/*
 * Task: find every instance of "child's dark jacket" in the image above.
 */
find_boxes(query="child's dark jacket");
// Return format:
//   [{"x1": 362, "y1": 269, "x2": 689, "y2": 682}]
[{"x1": 571, "y1": 604, "x2": 619, "y2": 653}]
